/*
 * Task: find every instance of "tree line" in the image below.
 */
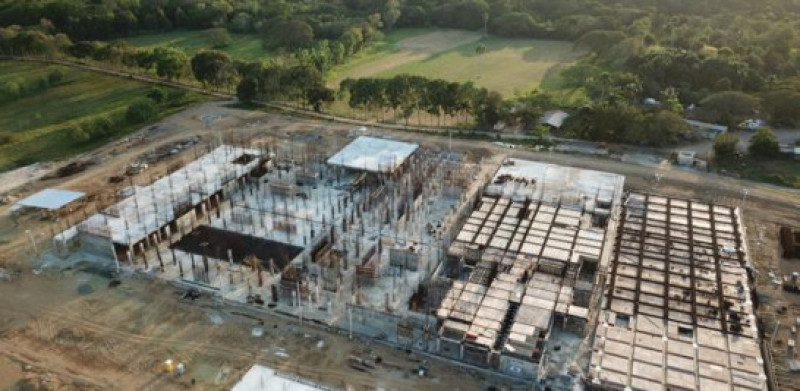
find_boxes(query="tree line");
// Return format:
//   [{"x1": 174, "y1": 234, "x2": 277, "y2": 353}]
[
  {"x1": 340, "y1": 76, "x2": 488, "y2": 126},
  {"x1": 0, "y1": 24, "x2": 697, "y2": 147},
  {"x1": 713, "y1": 129, "x2": 774, "y2": 160},
  {"x1": 0, "y1": 0, "x2": 382, "y2": 52},
  {"x1": 3, "y1": 0, "x2": 800, "y2": 148},
  {"x1": 0, "y1": 24, "x2": 340, "y2": 109}
]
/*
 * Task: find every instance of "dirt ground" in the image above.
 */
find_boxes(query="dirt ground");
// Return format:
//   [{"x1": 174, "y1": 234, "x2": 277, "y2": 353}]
[
  {"x1": 1, "y1": 100, "x2": 800, "y2": 390},
  {"x1": 744, "y1": 212, "x2": 800, "y2": 389},
  {"x1": 0, "y1": 270, "x2": 503, "y2": 391}
]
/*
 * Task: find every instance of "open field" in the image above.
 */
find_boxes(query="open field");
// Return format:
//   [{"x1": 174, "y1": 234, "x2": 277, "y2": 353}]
[
  {"x1": 331, "y1": 28, "x2": 584, "y2": 97},
  {"x1": 124, "y1": 29, "x2": 267, "y2": 62},
  {"x1": 0, "y1": 61, "x2": 204, "y2": 172},
  {"x1": 330, "y1": 29, "x2": 482, "y2": 84},
  {"x1": 124, "y1": 27, "x2": 582, "y2": 98}
]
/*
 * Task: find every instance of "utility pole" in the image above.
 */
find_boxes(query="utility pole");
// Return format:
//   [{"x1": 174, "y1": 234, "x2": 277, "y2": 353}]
[{"x1": 448, "y1": 129, "x2": 452, "y2": 153}]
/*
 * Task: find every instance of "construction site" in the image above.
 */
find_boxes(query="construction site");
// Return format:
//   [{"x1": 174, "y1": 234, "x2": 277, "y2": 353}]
[
  {"x1": 0, "y1": 103, "x2": 793, "y2": 390},
  {"x1": 43, "y1": 135, "x2": 481, "y2": 345},
  {"x1": 588, "y1": 193, "x2": 767, "y2": 390},
  {"x1": 435, "y1": 159, "x2": 624, "y2": 384},
  {"x1": 20, "y1": 129, "x2": 769, "y2": 390}
]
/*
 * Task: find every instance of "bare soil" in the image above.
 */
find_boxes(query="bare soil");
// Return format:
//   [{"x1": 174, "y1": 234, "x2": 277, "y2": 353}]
[{"x1": 0, "y1": 270, "x2": 495, "y2": 390}]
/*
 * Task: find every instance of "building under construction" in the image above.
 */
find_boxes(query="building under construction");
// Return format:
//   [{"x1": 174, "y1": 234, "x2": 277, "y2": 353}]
[
  {"x1": 56, "y1": 145, "x2": 265, "y2": 264},
  {"x1": 435, "y1": 158, "x2": 625, "y2": 379},
  {"x1": 49, "y1": 135, "x2": 768, "y2": 388},
  {"x1": 587, "y1": 193, "x2": 767, "y2": 391},
  {"x1": 54, "y1": 136, "x2": 482, "y2": 327}
]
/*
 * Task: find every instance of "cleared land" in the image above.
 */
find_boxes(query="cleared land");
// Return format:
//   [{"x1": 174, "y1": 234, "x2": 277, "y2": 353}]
[
  {"x1": 0, "y1": 61, "x2": 203, "y2": 172},
  {"x1": 332, "y1": 29, "x2": 584, "y2": 96},
  {"x1": 124, "y1": 29, "x2": 267, "y2": 62},
  {"x1": 0, "y1": 271, "x2": 494, "y2": 391}
]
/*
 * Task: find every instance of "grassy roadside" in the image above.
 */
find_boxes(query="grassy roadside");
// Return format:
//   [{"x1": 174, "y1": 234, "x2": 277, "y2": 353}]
[
  {"x1": 716, "y1": 156, "x2": 800, "y2": 189},
  {"x1": 0, "y1": 61, "x2": 206, "y2": 172}
]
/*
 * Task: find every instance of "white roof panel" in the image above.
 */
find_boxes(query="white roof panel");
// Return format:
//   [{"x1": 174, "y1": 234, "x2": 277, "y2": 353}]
[
  {"x1": 233, "y1": 365, "x2": 321, "y2": 391},
  {"x1": 16, "y1": 188, "x2": 85, "y2": 210},
  {"x1": 327, "y1": 136, "x2": 419, "y2": 173}
]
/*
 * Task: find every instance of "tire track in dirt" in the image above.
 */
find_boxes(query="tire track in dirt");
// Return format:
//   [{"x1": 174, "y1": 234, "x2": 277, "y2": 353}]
[{"x1": 0, "y1": 296, "x2": 426, "y2": 390}]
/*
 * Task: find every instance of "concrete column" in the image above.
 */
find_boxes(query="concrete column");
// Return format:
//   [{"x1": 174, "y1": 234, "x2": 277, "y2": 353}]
[
  {"x1": 202, "y1": 252, "x2": 209, "y2": 283},
  {"x1": 139, "y1": 243, "x2": 149, "y2": 269},
  {"x1": 189, "y1": 253, "x2": 197, "y2": 280},
  {"x1": 110, "y1": 242, "x2": 120, "y2": 273}
]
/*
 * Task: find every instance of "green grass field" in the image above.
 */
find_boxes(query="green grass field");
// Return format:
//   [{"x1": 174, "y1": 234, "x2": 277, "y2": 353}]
[
  {"x1": 124, "y1": 29, "x2": 268, "y2": 62},
  {"x1": 124, "y1": 27, "x2": 583, "y2": 97},
  {"x1": 331, "y1": 29, "x2": 585, "y2": 97},
  {"x1": 0, "y1": 61, "x2": 203, "y2": 172}
]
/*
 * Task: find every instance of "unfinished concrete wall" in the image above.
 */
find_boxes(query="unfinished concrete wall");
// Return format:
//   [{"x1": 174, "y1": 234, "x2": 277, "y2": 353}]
[
  {"x1": 438, "y1": 337, "x2": 463, "y2": 360},
  {"x1": 389, "y1": 248, "x2": 419, "y2": 271},
  {"x1": 79, "y1": 233, "x2": 115, "y2": 259}
]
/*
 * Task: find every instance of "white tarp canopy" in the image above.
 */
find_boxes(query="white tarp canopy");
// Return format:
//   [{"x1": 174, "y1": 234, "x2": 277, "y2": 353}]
[
  {"x1": 540, "y1": 110, "x2": 569, "y2": 128},
  {"x1": 327, "y1": 136, "x2": 418, "y2": 173},
  {"x1": 15, "y1": 188, "x2": 85, "y2": 210},
  {"x1": 232, "y1": 365, "x2": 324, "y2": 391}
]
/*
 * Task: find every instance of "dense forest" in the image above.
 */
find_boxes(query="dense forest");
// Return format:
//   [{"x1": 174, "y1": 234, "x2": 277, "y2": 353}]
[{"x1": 1, "y1": 0, "x2": 800, "y2": 146}]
